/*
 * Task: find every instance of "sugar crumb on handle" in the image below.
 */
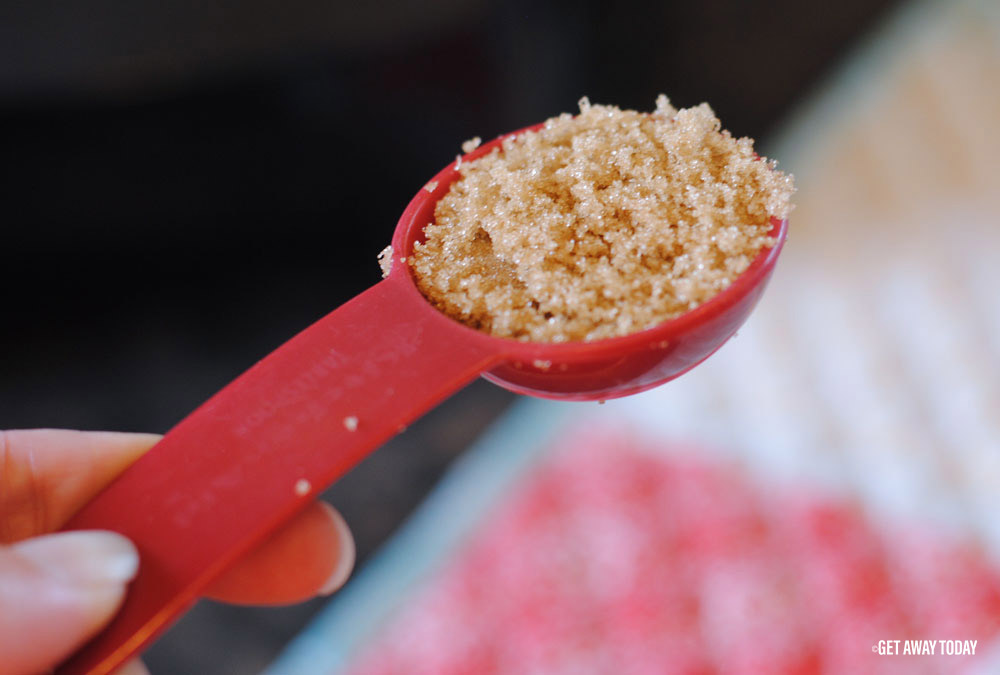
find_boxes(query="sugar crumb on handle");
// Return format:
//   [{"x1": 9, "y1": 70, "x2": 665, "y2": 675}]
[
  {"x1": 343, "y1": 416, "x2": 359, "y2": 432},
  {"x1": 294, "y1": 479, "x2": 312, "y2": 496},
  {"x1": 410, "y1": 95, "x2": 795, "y2": 343}
]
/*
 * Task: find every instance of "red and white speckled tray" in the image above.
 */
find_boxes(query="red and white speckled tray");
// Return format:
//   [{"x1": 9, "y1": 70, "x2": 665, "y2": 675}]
[{"x1": 342, "y1": 430, "x2": 1000, "y2": 674}]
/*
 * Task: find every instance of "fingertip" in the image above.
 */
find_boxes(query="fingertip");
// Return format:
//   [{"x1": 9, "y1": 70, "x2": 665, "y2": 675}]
[
  {"x1": 317, "y1": 503, "x2": 355, "y2": 596},
  {"x1": 204, "y1": 500, "x2": 353, "y2": 605},
  {"x1": 0, "y1": 531, "x2": 139, "y2": 674},
  {"x1": 113, "y1": 658, "x2": 151, "y2": 675},
  {"x1": 14, "y1": 530, "x2": 139, "y2": 587}
]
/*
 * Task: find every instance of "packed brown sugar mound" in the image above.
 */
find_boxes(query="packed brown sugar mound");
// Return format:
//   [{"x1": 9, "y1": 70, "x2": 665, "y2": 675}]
[{"x1": 409, "y1": 96, "x2": 795, "y2": 342}]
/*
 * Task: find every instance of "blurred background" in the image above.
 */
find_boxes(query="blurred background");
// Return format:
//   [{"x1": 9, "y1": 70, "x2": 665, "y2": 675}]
[{"x1": 5, "y1": 0, "x2": 1000, "y2": 672}]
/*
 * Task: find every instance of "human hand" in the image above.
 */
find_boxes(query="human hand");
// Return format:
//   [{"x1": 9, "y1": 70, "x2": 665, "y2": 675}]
[{"x1": 0, "y1": 429, "x2": 355, "y2": 675}]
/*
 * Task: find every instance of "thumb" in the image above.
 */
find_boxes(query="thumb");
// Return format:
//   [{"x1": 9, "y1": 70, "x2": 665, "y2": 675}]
[{"x1": 0, "y1": 530, "x2": 139, "y2": 675}]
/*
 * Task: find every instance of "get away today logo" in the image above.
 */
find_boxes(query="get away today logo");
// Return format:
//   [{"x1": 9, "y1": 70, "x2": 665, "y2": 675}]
[{"x1": 873, "y1": 640, "x2": 978, "y2": 656}]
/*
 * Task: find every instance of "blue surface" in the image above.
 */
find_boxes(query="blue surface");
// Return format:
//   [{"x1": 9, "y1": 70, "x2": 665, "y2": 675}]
[{"x1": 265, "y1": 398, "x2": 574, "y2": 675}]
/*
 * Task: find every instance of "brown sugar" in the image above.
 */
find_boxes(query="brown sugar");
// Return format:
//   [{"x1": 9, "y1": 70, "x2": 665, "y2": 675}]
[
  {"x1": 408, "y1": 96, "x2": 795, "y2": 342},
  {"x1": 377, "y1": 245, "x2": 393, "y2": 278}
]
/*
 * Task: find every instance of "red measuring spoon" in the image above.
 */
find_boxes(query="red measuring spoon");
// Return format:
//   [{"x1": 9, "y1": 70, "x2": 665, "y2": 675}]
[{"x1": 57, "y1": 126, "x2": 787, "y2": 674}]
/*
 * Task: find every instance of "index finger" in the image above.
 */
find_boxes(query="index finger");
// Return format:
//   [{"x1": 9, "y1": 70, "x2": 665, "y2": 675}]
[{"x1": 0, "y1": 430, "x2": 161, "y2": 543}]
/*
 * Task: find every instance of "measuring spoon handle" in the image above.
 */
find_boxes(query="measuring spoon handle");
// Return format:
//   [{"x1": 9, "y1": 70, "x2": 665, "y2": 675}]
[{"x1": 58, "y1": 278, "x2": 501, "y2": 674}]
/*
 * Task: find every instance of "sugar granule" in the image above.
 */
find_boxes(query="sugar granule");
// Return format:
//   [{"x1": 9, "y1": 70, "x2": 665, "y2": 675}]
[
  {"x1": 378, "y1": 245, "x2": 393, "y2": 278},
  {"x1": 294, "y1": 479, "x2": 311, "y2": 496},
  {"x1": 410, "y1": 96, "x2": 795, "y2": 342},
  {"x1": 343, "y1": 415, "x2": 359, "y2": 432},
  {"x1": 424, "y1": 181, "x2": 438, "y2": 193},
  {"x1": 461, "y1": 137, "x2": 482, "y2": 154}
]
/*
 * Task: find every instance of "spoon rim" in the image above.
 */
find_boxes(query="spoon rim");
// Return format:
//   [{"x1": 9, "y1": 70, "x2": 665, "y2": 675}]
[{"x1": 390, "y1": 125, "x2": 788, "y2": 361}]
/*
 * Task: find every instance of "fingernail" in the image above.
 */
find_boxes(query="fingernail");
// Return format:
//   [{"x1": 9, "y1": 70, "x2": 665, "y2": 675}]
[
  {"x1": 113, "y1": 658, "x2": 151, "y2": 675},
  {"x1": 318, "y1": 505, "x2": 355, "y2": 596},
  {"x1": 14, "y1": 530, "x2": 139, "y2": 587}
]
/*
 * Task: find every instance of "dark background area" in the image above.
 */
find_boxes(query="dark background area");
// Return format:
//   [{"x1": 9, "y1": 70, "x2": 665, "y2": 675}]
[{"x1": 2, "y1": 0, "x2": 900, "y2": 672}]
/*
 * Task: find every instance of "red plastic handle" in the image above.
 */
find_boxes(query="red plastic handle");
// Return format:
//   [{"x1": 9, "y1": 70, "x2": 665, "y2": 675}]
[{"x1": 57, "y1": 278, "x2": 501, "y2": 675}]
